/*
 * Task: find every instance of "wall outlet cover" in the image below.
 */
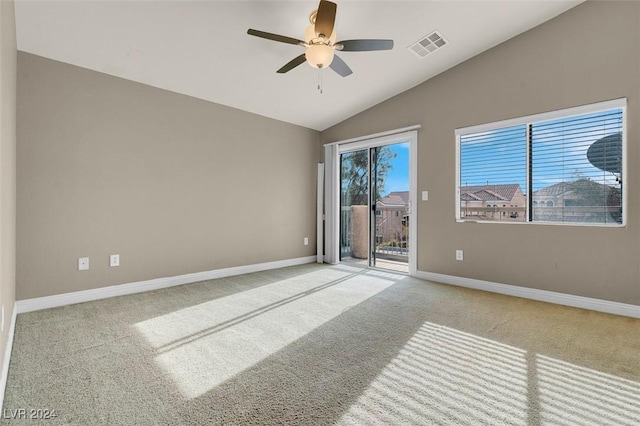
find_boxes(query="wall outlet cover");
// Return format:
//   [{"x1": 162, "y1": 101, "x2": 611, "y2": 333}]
[{"x1": 78, "y1": 257, "x2": 89, "y2": 271}]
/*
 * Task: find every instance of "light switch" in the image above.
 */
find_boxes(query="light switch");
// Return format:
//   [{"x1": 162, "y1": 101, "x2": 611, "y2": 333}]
[{"x1": 422, "y1": 191, "x2": 429, "y2": 201}]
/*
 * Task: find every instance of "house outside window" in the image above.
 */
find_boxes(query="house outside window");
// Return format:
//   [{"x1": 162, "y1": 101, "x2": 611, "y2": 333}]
[{"x1": 375, "y1": 191, "x2": 410, "y2": 250}]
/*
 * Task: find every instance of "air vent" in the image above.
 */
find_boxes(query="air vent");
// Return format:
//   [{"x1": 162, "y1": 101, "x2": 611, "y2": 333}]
[{"x1": 409, "y1": 31, "x2": 447, "y2": 58}]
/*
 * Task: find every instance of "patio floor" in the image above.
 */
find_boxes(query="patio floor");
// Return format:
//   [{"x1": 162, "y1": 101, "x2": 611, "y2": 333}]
[{"x1": 341, "y1": 257, "x2": 409, "y2": 274}]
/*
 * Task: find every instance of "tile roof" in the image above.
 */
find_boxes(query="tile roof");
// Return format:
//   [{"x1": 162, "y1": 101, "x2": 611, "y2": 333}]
[
  {"x1": 378, "y1": 191, "x2": 409, "y2": 206},
  {"x1": 532, "y1": 182, "x2": 572, "y2": 197},
  {"x1": 461, "y1": 193, "x2": 481, "y2": 201},
  {"x1": 459, "y1": 184, "x2": 521, "y2": 202},
  {"x1": 533, "y1": 180, "x2": 620, "y2": 198}
]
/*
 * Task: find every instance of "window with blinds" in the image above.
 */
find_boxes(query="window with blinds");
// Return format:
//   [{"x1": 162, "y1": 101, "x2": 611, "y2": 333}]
[{"x1": 456, "y1": 99, "x2": 625, "y2": 225}]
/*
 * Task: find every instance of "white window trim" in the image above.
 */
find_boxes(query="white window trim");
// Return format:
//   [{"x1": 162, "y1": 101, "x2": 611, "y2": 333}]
[
  {"x1": 455, "y1": 98, "x2": 626, "y2": 137},
  {"x1": 455, "y1": 98, "x2": 627, "y2": 227}
]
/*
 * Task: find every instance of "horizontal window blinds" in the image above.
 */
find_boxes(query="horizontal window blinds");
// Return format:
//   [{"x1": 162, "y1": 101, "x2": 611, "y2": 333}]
[
  {"x1": 460, "y1": 125, "x2": 527, "y2": 188},
  {"x1": 531, "y1": 109, "x2": 623, "y2": 224},
  {"x1": 459, "y1": 125, "x2": 527, "y2": 222},
  {"x1": 457, "y1": 102, "x2": 624, "y2": 225}
]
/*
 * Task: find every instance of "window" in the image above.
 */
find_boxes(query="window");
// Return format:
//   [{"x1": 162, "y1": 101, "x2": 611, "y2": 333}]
[{"x1": 456, "y1": 99, "x2": 625, "y2": 225}]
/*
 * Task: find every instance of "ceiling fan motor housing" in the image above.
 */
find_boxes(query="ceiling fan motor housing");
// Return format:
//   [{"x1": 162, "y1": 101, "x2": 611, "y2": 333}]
[{"x1": 304, "y1": 7, "x2": 337, "y2": 70}]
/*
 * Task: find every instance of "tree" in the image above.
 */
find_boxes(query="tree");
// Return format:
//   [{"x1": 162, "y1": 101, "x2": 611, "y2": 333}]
[{"x1": 341, "y1": 147, "x2": 397, "y2": 205}]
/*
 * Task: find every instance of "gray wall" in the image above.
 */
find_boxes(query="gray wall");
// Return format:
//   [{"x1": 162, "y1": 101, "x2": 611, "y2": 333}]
[
  {"x1": 0, "y1": 0, "x2": 17, "y2": 376},
  {"x1": 321, "y1": 1, "x2": 640, "y2": 305},
  {"x1": 17, "y1": 53, "x2": 319, "y2": 300}
]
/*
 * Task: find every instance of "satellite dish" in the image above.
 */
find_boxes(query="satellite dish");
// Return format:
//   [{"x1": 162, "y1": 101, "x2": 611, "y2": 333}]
[{"x1": 587, "y1": 132, "x2": 622, "y2": 174}]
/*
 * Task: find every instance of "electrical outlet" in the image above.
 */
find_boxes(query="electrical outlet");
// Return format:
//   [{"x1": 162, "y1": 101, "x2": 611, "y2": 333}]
[
  {"x1": 78, "y1": 257, "x2": 89, "y2": 271},
  {"x1": 456, "y1": 250, "x2": 464, "y2": 261},
  {"x1": 304, "y1": 237, "x2": 309, "y2": 246},
  {"x1": 422, "y1": 191, "x2": 429, "y2": 201},
  {"x1": 110, "y1": 254, "x2": 120, "y2": 267}
]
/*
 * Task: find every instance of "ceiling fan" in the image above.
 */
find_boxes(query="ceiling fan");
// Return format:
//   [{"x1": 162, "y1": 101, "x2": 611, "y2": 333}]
[{"x1": 247, "y1": 0, "x2": 394, "y2": 78}]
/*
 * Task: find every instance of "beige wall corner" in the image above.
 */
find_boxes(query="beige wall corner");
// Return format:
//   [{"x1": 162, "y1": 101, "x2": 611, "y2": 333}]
[
  {"x1": 17, "y1": 53, "x2": 320, "y2": 300},
  {"x1": 0, "y1": 0, "x2": 18, "y2": 393},
  {"x1": 320, "y1": 1, "x2": 640, "y2": 305}
]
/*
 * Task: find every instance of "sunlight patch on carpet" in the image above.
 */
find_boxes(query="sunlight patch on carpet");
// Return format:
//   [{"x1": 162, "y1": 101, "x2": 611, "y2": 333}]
[
  {"x1": 537, "y1": 354, "x2": 640, "y2": 425},
  {"x1": 134, "y1": 267, "x2": 401, "y2": 399},
  {"x1": 337, "y1": 322, "x2": 529, "y2": 425}
]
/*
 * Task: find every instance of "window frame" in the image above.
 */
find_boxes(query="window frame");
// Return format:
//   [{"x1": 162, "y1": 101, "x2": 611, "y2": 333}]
[{"x1": 455, "y1": 98, "x2": 627, "y2": 227}]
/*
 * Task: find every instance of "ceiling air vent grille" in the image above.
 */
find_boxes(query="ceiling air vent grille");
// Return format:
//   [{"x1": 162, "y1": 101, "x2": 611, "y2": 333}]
[{"x1": 409, "y1": 31, "x2": 447, "y2": 58}]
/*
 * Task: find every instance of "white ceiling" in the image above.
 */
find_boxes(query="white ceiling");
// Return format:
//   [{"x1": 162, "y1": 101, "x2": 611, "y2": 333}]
[{"x1": 14, "y1": 0, "x2": 583, "y2": 131}]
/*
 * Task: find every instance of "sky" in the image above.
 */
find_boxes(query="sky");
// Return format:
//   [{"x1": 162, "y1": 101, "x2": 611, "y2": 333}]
[{"x1": 382, "y1": 142, "x2": 410, "y2": 194}]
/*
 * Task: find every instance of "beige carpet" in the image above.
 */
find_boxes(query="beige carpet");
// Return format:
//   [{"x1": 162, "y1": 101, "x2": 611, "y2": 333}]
[{"x1": 2, "y1": 263, "x2": 639, "y2": 425}]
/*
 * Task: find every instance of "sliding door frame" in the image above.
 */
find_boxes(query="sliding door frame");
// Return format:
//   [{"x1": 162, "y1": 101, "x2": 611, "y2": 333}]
[{"x1": 326, "y1": 129, "x2": 418, "y2": 275}]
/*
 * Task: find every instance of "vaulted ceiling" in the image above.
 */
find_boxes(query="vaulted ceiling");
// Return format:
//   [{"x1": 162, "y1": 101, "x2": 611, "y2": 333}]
[{"x1": 15, "y1": 1, "x2": 583, "y2": 130}]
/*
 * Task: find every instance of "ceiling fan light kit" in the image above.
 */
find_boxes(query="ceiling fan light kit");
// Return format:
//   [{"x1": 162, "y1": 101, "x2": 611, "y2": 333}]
[
  {"x1": 247, "y1": 0, "x2": 394, "y2": 85},
  {"x1": 304, "y1": 20, "x2": 337, "y2": 69},
  {"x1": 306, "y1": 44, "x2": 334, "y2": 69}
]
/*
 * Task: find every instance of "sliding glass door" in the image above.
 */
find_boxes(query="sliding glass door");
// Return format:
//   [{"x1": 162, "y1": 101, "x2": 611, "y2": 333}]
[
  {"x1": 340, "y1": 149, "x2": 369, "y2": 262},
  {"x1": 339, "y1": 142, "x2": 410, "y2": 273}
]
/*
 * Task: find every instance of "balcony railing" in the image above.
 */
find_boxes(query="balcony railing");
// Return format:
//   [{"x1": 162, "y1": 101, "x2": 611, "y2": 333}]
[{"x1": 376, "y1": 247, "x2": 408, "y2": 256}]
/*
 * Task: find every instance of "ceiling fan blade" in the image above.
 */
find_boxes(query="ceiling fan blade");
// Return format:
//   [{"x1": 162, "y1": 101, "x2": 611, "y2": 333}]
[
  {"x1": 329, "y1": 54, "x2": 353, "y2": 77},
  {"x1": 337, "y1": 39, "x2": 394, "y2": 52},
  {"x1": 277, "y1": 54, "x2": 307, "y2": 74},
  {"x1": 247, "y1": 29, "x2": 304, "y2": 46},
  {"x1": 315, "y1": 0, "x2": 337, "y2": 38}
]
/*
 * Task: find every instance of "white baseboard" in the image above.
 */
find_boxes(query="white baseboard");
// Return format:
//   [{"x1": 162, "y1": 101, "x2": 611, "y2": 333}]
[
  {"x1": 17, "y1": 256, "x2": 317, "y2": 314},
  {"x1": 0, "y1": 302, "x2": 17, "y2": 413},
  {"x1": 415, "y1": 270, "x2": 640, "y2": 319}
]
